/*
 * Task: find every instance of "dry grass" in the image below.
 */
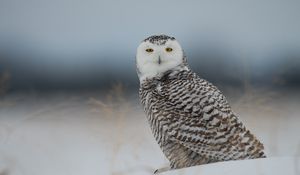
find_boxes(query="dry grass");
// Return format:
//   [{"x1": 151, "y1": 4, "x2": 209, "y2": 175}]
[
  {"x1": 88, "y1": 82, "x2": 131, "y2": 119},
  {"x1": 233, "y1": 86, "x2": 280, "y2": 114},
  {"x1": 0, "y1": 71, "x2": 10, "y2": 96},
  {"x1": 88, "y1": 83, "x2": 137, "y2": 175}
]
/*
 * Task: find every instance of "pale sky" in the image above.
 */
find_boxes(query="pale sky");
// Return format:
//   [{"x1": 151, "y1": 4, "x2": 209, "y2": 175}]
[{"x1": 0, "y1": 0, "x2": 299, "y2": 89}]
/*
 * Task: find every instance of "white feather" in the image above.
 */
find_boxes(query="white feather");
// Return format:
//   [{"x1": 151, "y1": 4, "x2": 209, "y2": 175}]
[{"x1": 136, "y1": 40, "x2": 184, "y2": 83}]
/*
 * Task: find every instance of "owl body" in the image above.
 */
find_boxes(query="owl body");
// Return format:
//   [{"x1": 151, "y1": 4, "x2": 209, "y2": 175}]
[{"x1": 136, "y1": 35, "x2": 265, "y2": 171}]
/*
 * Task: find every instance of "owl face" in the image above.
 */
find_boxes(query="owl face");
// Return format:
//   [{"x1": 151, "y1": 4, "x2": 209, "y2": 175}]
[{"x1": 136, "y1": 35, "x2": 184, "y2": 82}]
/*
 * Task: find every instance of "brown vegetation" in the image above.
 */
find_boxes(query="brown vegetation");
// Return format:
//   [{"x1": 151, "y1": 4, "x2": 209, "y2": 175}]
[{"x1": 0, "y1": 71, "x2": 10, "y2": 96}]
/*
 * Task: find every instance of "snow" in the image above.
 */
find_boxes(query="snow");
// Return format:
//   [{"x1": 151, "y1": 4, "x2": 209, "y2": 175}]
[
  {"x1": 161, "y1": 157, "x2": 300, "y2": 175},
  {"x1": 0, "y1": 89, "x2": 299, "y2": 175}
]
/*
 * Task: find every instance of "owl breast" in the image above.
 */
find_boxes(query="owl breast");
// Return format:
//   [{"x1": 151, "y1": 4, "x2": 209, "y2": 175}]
[
  {"x1": 139, "y1": 69, "x2": 265, "y2": 169},
  {"x1": 139, "y1": 72, "x2": 214, "y2": 168}
]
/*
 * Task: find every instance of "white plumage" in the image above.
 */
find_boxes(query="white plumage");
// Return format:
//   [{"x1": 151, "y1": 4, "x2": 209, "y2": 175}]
[{"x1": 136, "y1": 35, "x2": 266, "y2": 173}]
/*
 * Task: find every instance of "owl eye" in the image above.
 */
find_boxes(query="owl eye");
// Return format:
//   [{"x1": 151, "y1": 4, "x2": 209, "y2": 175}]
[
  {"x1": 145, "y1": 48, "x2": 154, "y2": 53},
  {"x1": 165, "y1": 47, "x2": 173, "y2": 52}
]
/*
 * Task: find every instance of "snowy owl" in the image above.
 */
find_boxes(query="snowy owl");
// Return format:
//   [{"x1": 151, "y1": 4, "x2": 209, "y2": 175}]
[{"x1": 136, "y1": 34, "x2": 266, "y2": 173}]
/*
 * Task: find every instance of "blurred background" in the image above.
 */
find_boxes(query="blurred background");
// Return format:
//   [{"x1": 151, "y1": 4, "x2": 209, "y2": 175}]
[{"x1": 0, "y1": 0, "x2": 299, "y2": 175}]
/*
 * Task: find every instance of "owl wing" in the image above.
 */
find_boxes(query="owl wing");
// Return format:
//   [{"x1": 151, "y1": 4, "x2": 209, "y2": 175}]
[{"x1": 165, "y1": 77, "x2": 265, "y2": 161}]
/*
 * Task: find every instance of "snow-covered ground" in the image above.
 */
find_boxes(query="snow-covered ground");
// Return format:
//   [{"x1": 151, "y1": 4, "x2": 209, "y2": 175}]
[
  {"x1": 0, "y1": 88, "x2": 299, "y2": 175},
  {"x1": 161, "y1": 157, "x2": 300, "y2": 175}
]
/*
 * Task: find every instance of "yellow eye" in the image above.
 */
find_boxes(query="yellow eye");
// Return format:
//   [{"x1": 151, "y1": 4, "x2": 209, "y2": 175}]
[
  {"x1": 145, "y1": 48, "x2": 154, "y2": 52},
  {"x1": 165, "y1": 47, "x2": 173, "y2": 52}
]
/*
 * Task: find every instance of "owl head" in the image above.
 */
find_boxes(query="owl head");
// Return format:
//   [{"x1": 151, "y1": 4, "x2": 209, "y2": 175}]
[{"x1": 136, "y1": 34, "x2": 187, "y2": 83}]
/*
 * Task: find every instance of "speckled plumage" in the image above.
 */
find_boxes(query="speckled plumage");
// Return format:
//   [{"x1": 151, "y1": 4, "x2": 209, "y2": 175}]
[
  {"x1": 137, "y1": 35, "x2": 266, "y2": 171},
  {"x1": 144, "y1": 35, "x2": 175, "y2": 45}
]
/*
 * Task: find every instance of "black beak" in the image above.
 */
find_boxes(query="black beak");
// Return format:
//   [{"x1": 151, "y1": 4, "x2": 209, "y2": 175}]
[{"x1": 158, "y1": 56, "x2": 161, "y2": 64}]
